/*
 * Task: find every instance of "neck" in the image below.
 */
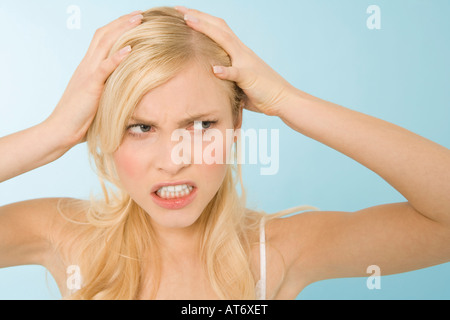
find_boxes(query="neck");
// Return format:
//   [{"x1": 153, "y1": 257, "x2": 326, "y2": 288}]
[{"x1": 151, "y1": 220, "x2": 203, "y2": 260}]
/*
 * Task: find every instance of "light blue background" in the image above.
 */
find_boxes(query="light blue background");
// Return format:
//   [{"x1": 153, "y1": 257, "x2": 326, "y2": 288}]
[{"x1": 0, "y1": 0, "x2": 449, "y2": 299}]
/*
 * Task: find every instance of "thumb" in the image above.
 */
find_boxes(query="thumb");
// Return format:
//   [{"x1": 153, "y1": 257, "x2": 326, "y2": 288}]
[{"x1": 213, "y1": 65, "x2": 241, "y2": 82}]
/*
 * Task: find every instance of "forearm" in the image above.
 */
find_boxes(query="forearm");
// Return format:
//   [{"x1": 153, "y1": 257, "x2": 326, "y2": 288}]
[
  {"x1": 0, "y1": 119, "x2": 73, "y2": 183},
  {"x1": 279, "y1": 88, "x2": 450, "y2": 223}
]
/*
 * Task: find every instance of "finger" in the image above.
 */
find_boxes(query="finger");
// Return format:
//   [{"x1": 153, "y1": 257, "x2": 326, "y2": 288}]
[
  {"x1": 92, "y1": 11, "x2": 143, "y2": 56},
  {"x1": 175, "y1": 6, "x2": 225, "y2": 29},
  {"x1": 175, "y1": 7, "x2": 241, "y2": 57},
  {"x1": 213, "y1": 66, "x2": 241, "y2": 83},
  {"x1": 91, "y1": 10, "x2": 143, "y2": 46},
  {"x1": 174, "y1": 6, "x2": 189, "y2": 14},
  {"x1": 174, "y1": 6, "x2": 220, "y2": 26},
  {"x1": 85, "y1": 11, "x2": 143, "y2": 64},
  {"x1": 94, "y1": 45, "x2": 132, "y2": 83},
  {"x1": 96, "y1": 10, "x2": 143, "y2": 36}
]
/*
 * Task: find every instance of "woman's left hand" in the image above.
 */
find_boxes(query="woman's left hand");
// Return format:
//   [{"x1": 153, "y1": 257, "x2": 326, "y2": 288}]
[{"x1": 175, "y1": 6, "x2": 297, "y2": 117}]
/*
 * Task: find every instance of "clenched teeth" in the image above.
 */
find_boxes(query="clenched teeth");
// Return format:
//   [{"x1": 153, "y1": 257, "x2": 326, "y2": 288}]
[{"x1": 156, "y1": 184, "x2": 194, "y2": 199}]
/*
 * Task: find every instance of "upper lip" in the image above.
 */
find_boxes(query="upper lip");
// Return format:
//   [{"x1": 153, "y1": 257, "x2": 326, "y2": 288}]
[{"x1": 151, "y1": 180, "x2": 197, "y2": 193}]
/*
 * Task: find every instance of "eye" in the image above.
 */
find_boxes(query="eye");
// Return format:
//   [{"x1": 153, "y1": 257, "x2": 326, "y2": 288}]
[
  {"x1": 200, "y1": 121, "x2": 214, "y2": 130},
  {"x1": 194, "y1": 120, "x2": 218, "y2": 131},
  {"x1": 127, "y1": 124, "x2": 152, "y2": 136}
]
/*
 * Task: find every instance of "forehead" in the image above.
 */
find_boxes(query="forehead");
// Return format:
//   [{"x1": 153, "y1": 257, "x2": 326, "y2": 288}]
[{"x1": 134, "y1": 62, "x2": 231, "y2": 119}]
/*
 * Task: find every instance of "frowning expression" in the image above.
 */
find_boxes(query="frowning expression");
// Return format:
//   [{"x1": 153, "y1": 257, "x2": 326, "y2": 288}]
[{"x1": 113, "y1": 62, "x2": 240, "y2": 231}]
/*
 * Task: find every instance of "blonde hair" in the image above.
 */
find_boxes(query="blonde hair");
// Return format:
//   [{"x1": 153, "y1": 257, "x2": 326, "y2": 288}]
[{"x1": 56, "y1": 7, "x2": 317, "y2": 300}]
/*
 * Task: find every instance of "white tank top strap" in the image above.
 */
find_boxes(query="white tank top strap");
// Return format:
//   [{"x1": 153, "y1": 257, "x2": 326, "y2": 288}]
[{"x1": 255, "y1": 216, "x2": 266, "y2": 300}]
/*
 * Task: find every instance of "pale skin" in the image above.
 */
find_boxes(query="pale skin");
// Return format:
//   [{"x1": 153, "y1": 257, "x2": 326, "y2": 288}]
[{"x1": 1, "y1": 7, "x2": 450, "y2": 299}]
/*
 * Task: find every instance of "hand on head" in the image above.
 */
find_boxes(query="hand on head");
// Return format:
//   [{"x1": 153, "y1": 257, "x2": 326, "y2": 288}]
[{"x1": 175, "y1": 6, "x2": 297, "y2": 117}]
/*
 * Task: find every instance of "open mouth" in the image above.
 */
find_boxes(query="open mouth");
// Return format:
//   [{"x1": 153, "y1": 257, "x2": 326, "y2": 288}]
[
  {"x1": 151, "y1": 184, "x2": 198, "y2": 210},
  {"x1": 154, "y1": 184, "x2": 195, "y2": 199}
]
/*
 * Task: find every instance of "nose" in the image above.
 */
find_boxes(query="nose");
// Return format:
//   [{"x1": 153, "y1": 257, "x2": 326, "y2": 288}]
[{"x1": 154, "y1": 132, "x2": 191, "y2": 175}]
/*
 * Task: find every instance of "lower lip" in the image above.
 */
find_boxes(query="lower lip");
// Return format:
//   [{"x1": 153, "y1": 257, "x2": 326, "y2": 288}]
[{"x1": 150, "y1": 187, "x2": 197, "y2": 210}]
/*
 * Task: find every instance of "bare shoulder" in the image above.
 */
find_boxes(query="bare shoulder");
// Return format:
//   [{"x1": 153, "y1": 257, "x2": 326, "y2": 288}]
[
  {"x1": 264, "y1": 211, "x2": 327, "y2": 279},
  {"x1": 264, "y1": 202, "x2": 450, "y2": 297},
  {"x1": 263, "y1": 208, "x2": 365, "y2": 297},
  {"x1": 1, "y1": 197, "x2": 89, "y2": 232},
  {"x1": 0, "y1": 197, "x2": 89, "y2": 268}
]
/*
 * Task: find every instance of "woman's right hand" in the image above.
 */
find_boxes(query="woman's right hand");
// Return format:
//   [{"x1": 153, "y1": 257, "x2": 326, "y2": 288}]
[{"x1": 46, "y1": 10, "x2": 144, "y2": 147}]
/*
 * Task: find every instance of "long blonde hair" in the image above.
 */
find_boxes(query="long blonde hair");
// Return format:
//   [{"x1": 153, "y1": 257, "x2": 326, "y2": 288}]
[{"x1": 56, "y1": 7, "x2": 317, "y2": 300}]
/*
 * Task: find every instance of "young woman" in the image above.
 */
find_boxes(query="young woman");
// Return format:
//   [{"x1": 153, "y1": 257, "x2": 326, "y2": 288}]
[{"x1": 0, "y1": 6, "x2": 449, "y2": 300}]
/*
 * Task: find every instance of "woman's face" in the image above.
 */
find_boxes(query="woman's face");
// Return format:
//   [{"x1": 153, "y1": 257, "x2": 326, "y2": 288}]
[{"x1": 113, "y1": 62, "x2": 240, "y2": 231}]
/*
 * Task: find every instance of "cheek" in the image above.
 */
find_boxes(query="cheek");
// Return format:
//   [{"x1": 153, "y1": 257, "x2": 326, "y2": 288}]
[
  {"x1": 201, "y1": 137, "x2": 232, "y2": 187},
  {"x1": 113, "y1": 144, "x2": 146, "y2": 183},
  {"x1": 202, "y1": 128, "x2": 236, "y2": 165},
  {"x1": 200, "y1": 163, "x2": 229, "y2": 195}
]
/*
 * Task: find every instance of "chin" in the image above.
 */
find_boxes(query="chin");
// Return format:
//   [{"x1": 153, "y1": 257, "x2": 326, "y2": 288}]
[{"x1": 144, "y1": 205, "x2": 204, "y2": 230}]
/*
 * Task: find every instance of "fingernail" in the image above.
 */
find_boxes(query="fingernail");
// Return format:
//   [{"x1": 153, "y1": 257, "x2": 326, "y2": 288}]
[
  {"x1": 174, "y1": 6, "x2": 188, "y2": 12},
  {"x1": 129, "y1": 14, "x2": 144, "y2": 24},
  {"x1": 184, "y1": 14, "x2": 198, "y2": 23},
  {"x1": 213, "y1": 66, "x2": 225, "y2": 74},
  {"x1": 119, "y1": 45, "x2": 132, "y2": 56}
]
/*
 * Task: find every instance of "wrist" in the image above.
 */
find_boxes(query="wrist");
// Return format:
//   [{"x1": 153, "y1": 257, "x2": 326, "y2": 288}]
[
  {"x1": 276, "y1": 86, "x2": 314, "y2": 119},
  {"x1": 41, "y1": 114, "x2": 81, "y2": 152},
  {"x1": 44, "y1": 106, "x2": 89, "y2": 149},
  {"x1": 276, "y1": 86, "x2": 328, "y2": 135},
  {"x1": 0, "y1": 119, "x2": 74, "y2": 182}
]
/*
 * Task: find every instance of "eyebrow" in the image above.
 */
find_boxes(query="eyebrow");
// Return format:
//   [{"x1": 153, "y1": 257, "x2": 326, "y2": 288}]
[{"x1": 129, "y1": 111, "x2": 220, "y2": 127}]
